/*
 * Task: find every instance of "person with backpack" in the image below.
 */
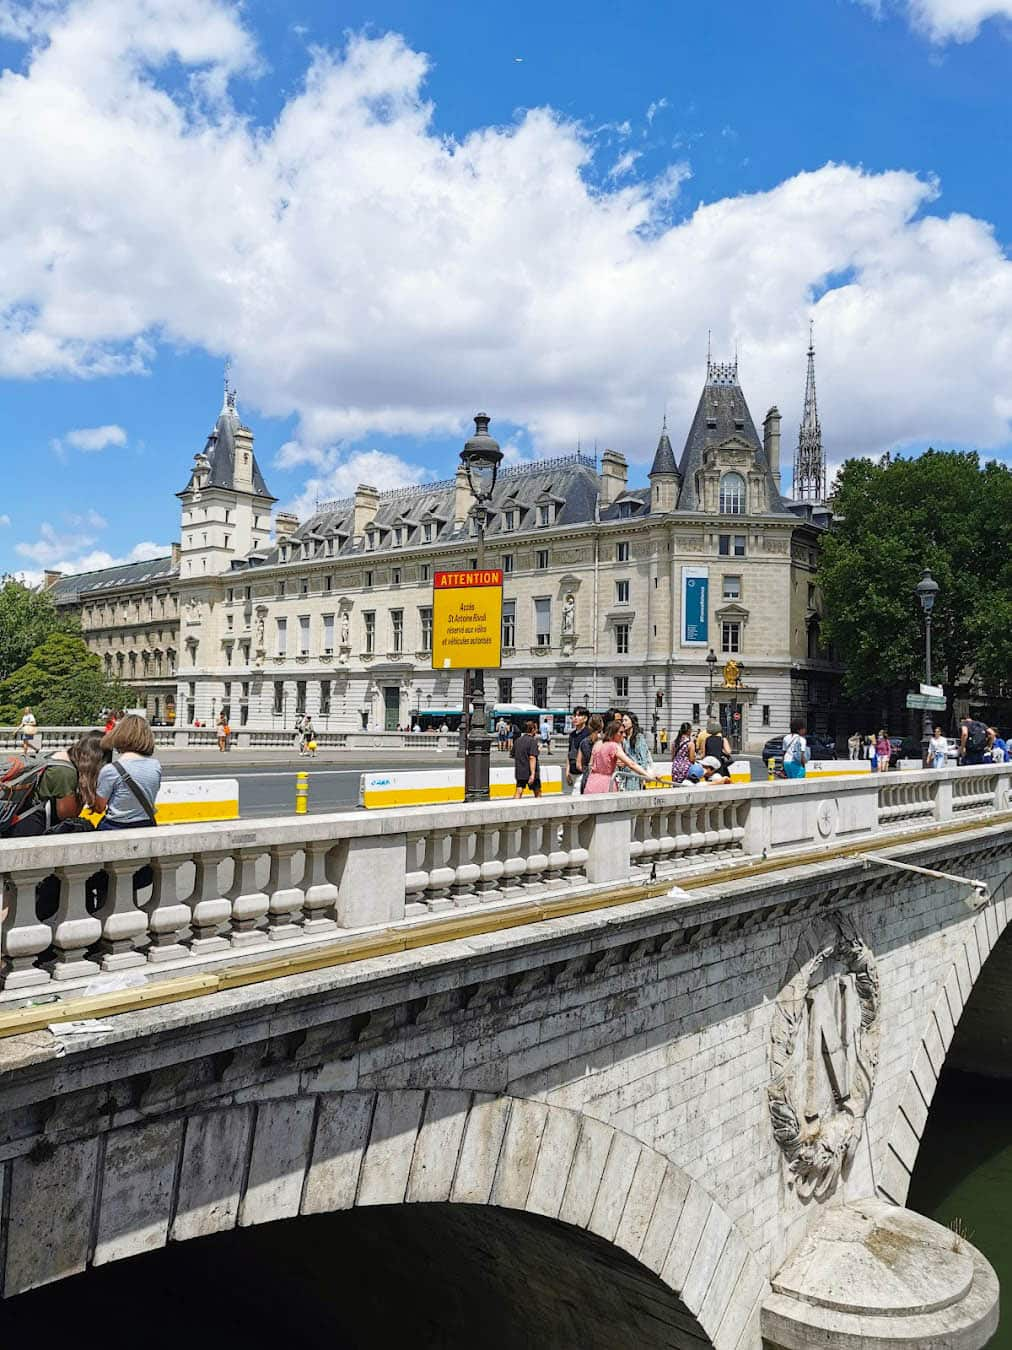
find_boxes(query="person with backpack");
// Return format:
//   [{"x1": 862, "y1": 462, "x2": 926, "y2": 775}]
[
  {"x1": 94, "y1": 715, "x2": 162, "y2": 830},
  {"x1": 959, "y1": 717, "x2": 990, "y2": 767},
  {"x1": 782, "y1": 719, "x2": 811, "y2": 779},
  {"x1": 0, "y1": 732, "x2": 106, "y2": 838}
]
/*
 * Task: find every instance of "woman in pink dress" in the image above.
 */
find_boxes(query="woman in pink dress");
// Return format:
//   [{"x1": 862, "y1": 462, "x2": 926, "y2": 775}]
[{"x1": 584, "y1": 719, "x2": 652, "y2": 794}]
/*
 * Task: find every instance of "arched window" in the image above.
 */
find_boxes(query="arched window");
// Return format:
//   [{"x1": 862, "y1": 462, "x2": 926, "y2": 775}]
[{"x1": 719, "y1": 472, "x2": 746, "y2": 514}]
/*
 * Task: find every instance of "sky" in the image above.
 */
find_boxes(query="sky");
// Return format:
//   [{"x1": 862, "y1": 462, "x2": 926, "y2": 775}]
[{"x1": 1, "y1": 0, "x2": 1011, "y2": 582}]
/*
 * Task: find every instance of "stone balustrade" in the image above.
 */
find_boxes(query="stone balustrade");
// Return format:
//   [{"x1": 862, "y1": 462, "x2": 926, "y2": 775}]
[
  {"x1": 1, "y1": 764, "x2": 1008, "y2": 1002},
  {"x1": 0, "y1": 725, "x2": 471, "y2": 752}
]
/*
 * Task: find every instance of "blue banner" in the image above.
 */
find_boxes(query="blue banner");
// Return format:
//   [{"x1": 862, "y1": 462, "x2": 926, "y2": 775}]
[{"x1": 682, "y1": 568, "x2": 709, "y2": 645}]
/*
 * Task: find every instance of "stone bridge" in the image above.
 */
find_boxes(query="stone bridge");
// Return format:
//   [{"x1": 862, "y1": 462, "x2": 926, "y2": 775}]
[{"x1": 0, "y1": 765, "x2": 1009, "y2": 1348}]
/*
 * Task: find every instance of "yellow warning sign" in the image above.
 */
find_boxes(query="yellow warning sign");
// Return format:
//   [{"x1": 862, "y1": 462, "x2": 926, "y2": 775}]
[{"x1": 432, "y1": 569, "x2": 503, "y2": 670}]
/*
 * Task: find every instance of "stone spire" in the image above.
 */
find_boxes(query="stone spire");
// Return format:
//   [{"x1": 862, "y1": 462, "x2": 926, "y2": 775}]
[
  {"x1": 793, "y1": 322, "x2": 826, "y2": 501},
  {"x1": 648, "y1": 414, "x2": 679, "y2": 512}
]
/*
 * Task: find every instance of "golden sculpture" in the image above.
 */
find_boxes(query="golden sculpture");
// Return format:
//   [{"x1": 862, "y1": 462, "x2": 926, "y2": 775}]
[{"x1": 722, "y1": 659, "x2": 742, "y2": 687}]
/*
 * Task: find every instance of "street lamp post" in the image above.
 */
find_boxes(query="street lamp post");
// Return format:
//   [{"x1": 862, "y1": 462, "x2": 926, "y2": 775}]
[
  {"x1": 914, "y1": 569, "x2": 940, "y2": 762},
  {"x1": 460, "y1": 413, "x2": 503, "y2": 802},
  {"x1": 706, "y1": 649, "x2": 718, "y2": 719}
]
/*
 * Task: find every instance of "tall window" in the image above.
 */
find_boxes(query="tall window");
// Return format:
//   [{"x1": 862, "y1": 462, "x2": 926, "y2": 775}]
[
  {"x1": 536, "y1": 549, "x2": 549, "y2": 570},
  {"x1": 718, "y1": 534, "x2": 747, "y2": 558},
  {"x1": 419, "y1": 607, "x2": 433, "y2": 652},
  {"x1": 300, "y1": 578, "x2": 309, "y2": 595},
  {"x1": 615, "y1": 675, "x2": 629, "y2": 700},
  {"x1": 534, "y1": 598, "x2": 551, "y2": 648},
  {"x1": 615, "y1": 579, "x2": 630, "y2": 604},
  {"x1": 537, "y1": 503, "x2": 552, "y2": 526},
  {"x1": 721, "y1": 621, "x2": 741, "y2": 654},
  {"x1": 722, "y1": 575, "x2": 741, "y2": 601},
  {"x1": 320, "y1": 680, "x2": 331, "y2": 715},
  {"x1": 615, "y1": 622, "x2": 630, "y2": 655},
  {"x1": 298, "y1": 615, "x2": 310, "y2": 656},
  {"x1": 273, "y1": 681, "x2": 284, "y2": 715},
  {"x1": 762, "y1": 704, "x2": 770, "y2": 726},
  {"x1": 420, "y1": 563, "x2": 430, "y2": 582},
  {"x1": 322, "y1": 613, "x2": 335, "y2": 654},
  {"x1": 423, "y1": 522, "x2": 433, "y2": 542},
  {"x1": 502, "y1": 554, "x2": 514, "y2": 575},
  {"x1": 616, "y1": 541, "x2": 630, "y2": 562},
  {"x1": 275, "y1": 617, "x2": 287, "y2": 656},
  {"x1": 719, "y1": 473, "x2": 746, "y2": 514},
  {"x1": 502, "y1": 599, "x2": 516, "y2": 648},
  {"x1": 503, "y1": 510, "x2": 515, "y2": 531},
  {"x1": 363, "y1": 611, "x2": 376, "y2": 655},
  {"x1": 391, "y1": 609, "x2": 404, "y2": 654},
  {"x1": 364, "y1": 570, "x2": 373, "y2": 589},
  {"x1": 277, "y1": 580, "x2": 286, "y2": 598},
  {"x1": 296, "y1": 680, "x2": 306, "y2": 714},
  {"x1": 533, "y1": 676, "x2": 548, "y2": 708},
  {"x1": 498, "y1": 677, "x2": 513, "y2": 703},
  {"x1": 392, "y1": 567, "x2": 401, "y2": 586}
]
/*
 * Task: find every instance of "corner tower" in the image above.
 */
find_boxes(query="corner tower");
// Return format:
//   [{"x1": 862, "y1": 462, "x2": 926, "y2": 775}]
[
  {"x1": 177, "y1": 382, "x2": 277, "y2": 577},
  {"x1": 648, "y1": 416, "x2": 680, "y2": 512}
]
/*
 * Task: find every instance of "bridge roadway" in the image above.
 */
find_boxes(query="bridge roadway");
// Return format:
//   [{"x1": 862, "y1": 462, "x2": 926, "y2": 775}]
[{"x1": 0, "y1": 764, "x2": 1009, "y2": 1348}]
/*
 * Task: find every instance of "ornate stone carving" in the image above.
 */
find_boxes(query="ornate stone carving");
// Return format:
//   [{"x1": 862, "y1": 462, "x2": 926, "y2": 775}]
[{"x1": 768, "y1": 914, "x2": 880, "y2": 1199}]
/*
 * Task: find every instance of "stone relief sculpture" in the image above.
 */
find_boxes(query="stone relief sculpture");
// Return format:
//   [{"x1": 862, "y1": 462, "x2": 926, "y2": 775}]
[
  {"x1": 767, "y1": 913, "x2": 880, "y2": 1199},
  {"x1": 562, "y1": 594, "x2": 576, "y2": 636}
]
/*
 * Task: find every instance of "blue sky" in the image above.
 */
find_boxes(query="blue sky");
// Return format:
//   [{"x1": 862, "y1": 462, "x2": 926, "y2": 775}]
[{"x1": 1, "y1": 0, "x2": 1010, "y2": 579}]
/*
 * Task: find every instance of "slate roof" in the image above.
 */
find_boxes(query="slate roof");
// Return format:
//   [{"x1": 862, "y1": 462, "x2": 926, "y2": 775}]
[
  {"x1": 675, "y1": 361, "x2": 792, "y2": 514},
  {"x1": 48, "y1": 555, "x2": 176, "y2": 605},
  {"x1": 648, "y1": 423, "x2": 678, "y2": 478},
  {"x1": 189, "y1": 394, "x2": 274, "y2": 499}
]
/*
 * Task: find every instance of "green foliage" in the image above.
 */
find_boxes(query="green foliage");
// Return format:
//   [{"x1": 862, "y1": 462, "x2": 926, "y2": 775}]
[
  {"x1": 0, "y1": 632, "x2": 136, "y2": 726},
  {"x1": 819, "y1": 450, "x2": 1012, "y2": 703},
  {"x1": 0, "y1": 577, "x2": 79, "y2": 681}
]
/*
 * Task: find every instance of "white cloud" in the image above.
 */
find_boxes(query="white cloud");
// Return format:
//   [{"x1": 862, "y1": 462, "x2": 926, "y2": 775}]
[
  {"x1": 858, "y1": 0, "x2": 1012, "y2": 40},
  {"x1": 607, "y1": 149, "x2": 641, "y2": 180},
  {"x1": 0, "y1": 1, "x2": 1009, "y2": 490},
  {"x1": 285, "y1": 449, "x2": 431, "y2": 521},
  {"x1": 0, "y1": 513, "x2": 9, "y2": 526},
  {"x1": 645, "y1": 97, "x2": 668, "y2": 125},
  {"x1": 62, "y1": 424, "x2": 127, "y2": 452},
  {"x1": 14, "y1": 538, "x2": 168, "y2": 585}
]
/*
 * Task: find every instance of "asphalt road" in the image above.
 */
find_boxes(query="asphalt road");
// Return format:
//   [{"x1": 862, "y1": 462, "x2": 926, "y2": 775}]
[{"x1": 162, "y1": 752, "x2": 768, "y2": 817}]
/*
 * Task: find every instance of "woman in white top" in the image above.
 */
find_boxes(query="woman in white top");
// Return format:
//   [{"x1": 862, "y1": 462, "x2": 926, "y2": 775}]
[
  {"x1": 18, "y1": 708, "x2": 37, "y2": 755},
  {"x1": 927, "y1": 726, "x2": 948, "y2": 770}
]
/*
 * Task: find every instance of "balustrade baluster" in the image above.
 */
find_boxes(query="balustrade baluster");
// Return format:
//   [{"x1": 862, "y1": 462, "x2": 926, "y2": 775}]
[
  {"x1": 562, "y1": 817, "x2": 589, "y2": 885},
  {"x1": 142, "y1": 858, "x2": 193, "y2": 962},
  {"x1": 48, "y1": 863, "x2": 102, "y2": 980},
  {"x1": 450, "y1": 828, "x2": 480, "y2": 906},
  {"x1": 475, "y1": 823, "x2": 505, "y2": 899},
  {"x1": 96, "y1": 861, "x2": 148, "y2": 970},
  {"x1": 1, "y1": 867, "x2": 56, "y2": 990},
  {"x1": 422, "y1": 832, "x2": 454, "y2": 912},
  {"x1": 522, "y1": 820, "x2": 548, "y2": 892},
  {"x1": 266, "y1": 844, "x2": 306, "y2": 939},
  {"x1": 500, "y1": 822, "x2": 528, "y2": 898},
  {"x1": 183, "y1": 850, "x2": 232, "y2": 953},
  {"x1": 301, "y1": 840, "x2": 338, "y2": 934},
  {"x1": 227, "y1": 847, "x2": 270, "y2": 947},
  {"x1": 403, "y1": 833, "x2": 429, "y2": 914}
]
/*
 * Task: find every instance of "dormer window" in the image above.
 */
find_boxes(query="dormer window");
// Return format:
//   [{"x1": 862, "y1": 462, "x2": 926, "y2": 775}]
[
  {"x1": 393, "y1": 527, "x2": 402, "y2": 547},
  {"x1": 706, "y1": 417, "x2": 717, "y2": 429},
  {"x1": 503, "y1": 510, "x2": 515, "y2": 531},
  {"x1": 366, "y1": 531, "x2": 376, "y2": 551},
  {"x1": 719, "y1": 473, "x2": 746, "y2": 515},
  {"x1": 617, "y1": 501, "x2": 635, "y2": 518},
  {"x1": 537, "y1": 503, "x2": 553, "y2": 527},
  {"x1": 423, "y1": 522, "x2": 433, "y2": 543},
  {"x1": 280, "y1": 546, "x2": 288, "y2": 563}
]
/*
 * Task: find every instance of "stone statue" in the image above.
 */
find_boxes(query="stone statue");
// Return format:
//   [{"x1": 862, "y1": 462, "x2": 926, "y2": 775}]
[
  {"x1": 255, "y1": 616, "x2": 265, "y2": 649},
  {"x1": 340, "y1": 611, "x2": 350, "y2": 647},
  {"x1": 562, "y1": 594, "x2": 576, "y2": 636}
]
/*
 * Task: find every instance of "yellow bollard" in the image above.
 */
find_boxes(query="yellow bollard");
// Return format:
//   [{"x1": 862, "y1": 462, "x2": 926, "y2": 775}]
[
  {"x1": 768, "y1": 757, "x2": 776, "y2": 781},
  {"x1": 295, "y1": 770, "x2": 309, "y2": 815}
]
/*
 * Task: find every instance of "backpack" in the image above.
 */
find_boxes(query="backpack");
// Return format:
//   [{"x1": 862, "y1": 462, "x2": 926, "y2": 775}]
[
  {"x1": 0, "y1": 753, "x2": 61, "y2": 837},
  {"x1": 966, "y1": 721, "x2": 988, "y2": 753}
]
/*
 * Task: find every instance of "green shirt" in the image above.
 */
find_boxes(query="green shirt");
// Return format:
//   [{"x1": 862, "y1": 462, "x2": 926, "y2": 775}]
[{"x1": 36, "y1": 761, "x2": 78, "y2": 802}]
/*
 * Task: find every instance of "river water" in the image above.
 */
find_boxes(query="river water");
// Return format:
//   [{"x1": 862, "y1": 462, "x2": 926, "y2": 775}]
[{"x1": 908, "y1": 1067, "x2": 1012, "y2": 1348}]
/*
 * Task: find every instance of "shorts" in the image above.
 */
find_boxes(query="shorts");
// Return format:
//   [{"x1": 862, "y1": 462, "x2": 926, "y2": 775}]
[{"x1": 516, "y1": 775, "x2": 542, "y2": 791}]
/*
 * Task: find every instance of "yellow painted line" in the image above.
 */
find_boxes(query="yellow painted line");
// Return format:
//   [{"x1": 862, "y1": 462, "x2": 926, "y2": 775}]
[
  {"x1": 0, "y1": 809, "x2": 1007, "y2": 1042},
  {"x1": 155, "y1": 802, "x2": 240, "y2": 824},
  {"x1": 362, "y1": 781, "x2": 562, "y2": 809}
]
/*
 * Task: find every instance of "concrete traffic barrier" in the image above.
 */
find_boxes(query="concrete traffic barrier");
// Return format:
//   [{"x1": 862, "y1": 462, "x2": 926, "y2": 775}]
[
  {"x1": 643, "y1": 760, "x2": 752, "y2": 787},
  {"x1": 152, "y1": 778, "x2": 240, "y2": 824},
  {"x1": 359, "y1": 765, "x2": 564, "y2": 809}
]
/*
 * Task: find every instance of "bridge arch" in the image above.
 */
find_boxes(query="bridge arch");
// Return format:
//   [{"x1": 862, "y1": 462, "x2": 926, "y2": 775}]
[
  {"x1": 878, "y1": 888, "x2": 1012, "y2": 1206},
  {"x1": 3, "y1": 1089, "x2": 767, "y2": 1349}
]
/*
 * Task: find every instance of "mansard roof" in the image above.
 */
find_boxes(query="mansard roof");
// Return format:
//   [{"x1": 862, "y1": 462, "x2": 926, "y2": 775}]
[
  {"x1": 188, "y1": 392, "x2": 274, "y2": 500},
  {"x1": 47, "y1": 555, "x2": 177, "y2": 605},
  {"x1": 675, "y1": 359, "x2": 792, "y2": 515}
]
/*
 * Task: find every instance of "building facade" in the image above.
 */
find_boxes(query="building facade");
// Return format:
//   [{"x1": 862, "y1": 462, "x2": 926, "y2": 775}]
[{"x1": 48, "y1": 356, "x2": 840, "y2": 748}]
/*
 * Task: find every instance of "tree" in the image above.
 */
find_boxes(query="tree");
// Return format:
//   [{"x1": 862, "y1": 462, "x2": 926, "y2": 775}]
[
  {"x1": 0, "y1": 632, "x2": 136, "y2": 726},
  {"x1": 0, "y1": 577, "x2": 78, "y2": 681},
  {"x1": 818, "y1": 450, "x2": 1012, "y2": 713}
]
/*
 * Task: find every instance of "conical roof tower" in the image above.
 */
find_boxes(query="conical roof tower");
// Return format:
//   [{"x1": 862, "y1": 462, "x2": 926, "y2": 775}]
[{"x1": 793, "y1": 323, "x2": 826, "y2": 501}]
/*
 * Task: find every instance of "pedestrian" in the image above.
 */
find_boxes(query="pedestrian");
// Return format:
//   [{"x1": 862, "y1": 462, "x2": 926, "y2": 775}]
[
  {"x1": 875, "y1": 728, "x2": 892, "y2": 773},
  {"x1": 700, "y1": 755, "x2": 731, "y2": 785},
  {"x1": 927, "y1": 726, "x2": 948, "y2": 770},
  {"x1": 496, "y1": 717, "x2": 510, "y2": 754},
  {"x1": 584, "y1": 719, "x2": 651, "y2": 794},
  {"x1": 658, "y1": 725, "x2": 668, "y2": 754},
  {"x1": 17, "y1": 708, "x2": 37, "y2": 756},
  {"x1": 617, "y1": 712, "x2": 652, "y2": 790},
  {"x1": 539, "y1": 714, "x2": 553, "y2": 749},
  {"x1": 513, "y1": 719, "x2": 541, "y2": 798},
  {"x1": 670, "y1": 721, "x2": 698, "y2": 785},
  {"x1": 782, "y1": 718, "x2": 810, "y2": 779},
  {"x1": 566, "y1": 705, "x2": 589, "y2": 791},
  {"x1": 576, "y1": 714, "x2": 604, "y2": 793},
  {"x1": 216, "y1": 711, "x2": 230, "y2": 753},
  {"x1": 300, "y1": 715, "x2": 317, "y2": 757},
  {"x1": 702, "y1": 721, "x2": 732, "y2": 774},
  {"x1": 95, "y1": 715, "x2": 163, "y2": 831},
  {"x1": 988, "y1": 728, "x2": 1007, "y2": 763},
  {"x1": 847, "y1": 730, "x2": 861, "y2": 761},
  {"x1": 0, "y1": 731, "x2": 106, "y2": 838}
]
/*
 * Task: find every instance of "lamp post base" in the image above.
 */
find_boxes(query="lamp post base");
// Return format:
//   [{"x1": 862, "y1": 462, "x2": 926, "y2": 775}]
[{"x1": 464, "y1": 728, "x2": 492, "y2": 802}]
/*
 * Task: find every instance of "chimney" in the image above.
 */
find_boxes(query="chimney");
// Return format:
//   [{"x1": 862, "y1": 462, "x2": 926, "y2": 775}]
[
  {"x1": 42, "y1": 569, "x2": 63, "y2": 589},
  {"x1": 170, "y1": 542, "x2": 181, "y2": 569},
  {"x1": 763, "y1": 406, "x2": 782, "y2": 486},
  {"x1": 599, "y1": 450, "x2": 628, "y2": 508},
  {"x1": 275, "y1": 512, "x2": 300, "y2": 541},
  {"x1": 352, "y1": 485, "x2": 380, "y2": 540},
  {"x1": 453, "y1": 465, "x2": 472, "y2": 527}
]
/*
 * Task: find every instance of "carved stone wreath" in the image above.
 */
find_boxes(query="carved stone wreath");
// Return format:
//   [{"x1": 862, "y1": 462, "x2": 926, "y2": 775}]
[{"x1": 767, "y1": 915, "x2": 880, "y2": 1200}]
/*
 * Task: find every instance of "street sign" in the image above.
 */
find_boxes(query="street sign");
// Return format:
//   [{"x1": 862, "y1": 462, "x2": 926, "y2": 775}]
[
  {"x1": 432, "y1": 569, "x2": 503, "y2": 670},
  {"x1": 919, "y1": 683, "x2": 944, "y2": 699},
  {"x1": 906, "y1": 693, "x2": 946, "y2": 711}
]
